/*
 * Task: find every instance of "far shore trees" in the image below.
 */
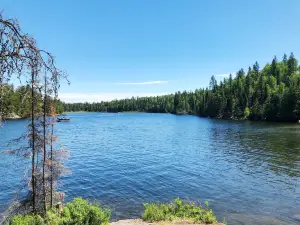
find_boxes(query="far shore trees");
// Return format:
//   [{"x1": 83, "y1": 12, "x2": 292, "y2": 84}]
[{"x1": 64, "y1": 53, "x2": 300, "y2": 122}]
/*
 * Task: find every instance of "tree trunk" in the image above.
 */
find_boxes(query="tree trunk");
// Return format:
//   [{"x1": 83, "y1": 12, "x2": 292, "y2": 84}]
[
  {"x1": 50, "y1": 123, "x2": 54, "y2": 208},
  {"x1": 42, "y1": 74, "x2": 47, "y2": 213},
  {"x1": 31, "y1": 69, "x2": 36, "y2": 213}
]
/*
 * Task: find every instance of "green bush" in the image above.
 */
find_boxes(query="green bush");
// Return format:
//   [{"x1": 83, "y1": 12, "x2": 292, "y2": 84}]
[
  {"x1": 45, "y1": 210, "x2": 63, "y2": 225},
  {"x1": 10, "y1": 198, "x2": 110, "y2": 225},
  {"x1": 143, "y1": 198, "x2": 217, "y2": 224},
  {"x1": 9, "y1": 214, "x2": 44, "y2": 225},
  {"x1": 143, "y1": 202, "x2": 172, "y2": 222},
  {"x1": 47, "y1": 198, "x2": 110, "y2": 225}
]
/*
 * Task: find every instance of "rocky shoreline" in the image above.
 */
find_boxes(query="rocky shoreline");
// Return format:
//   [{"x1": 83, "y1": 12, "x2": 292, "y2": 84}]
[
  {"x1": 5, "y1": 113, "x2": 22, "y2": 120},
  {"x1": 111, "y1": 219, "x2": 223, "y2": 225}
]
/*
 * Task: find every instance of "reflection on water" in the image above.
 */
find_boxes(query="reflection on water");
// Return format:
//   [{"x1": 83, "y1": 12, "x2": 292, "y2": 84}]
[
  {"x1": 210, "y1": 121, "x2": 300, "y2": 178},
  {"x1": 0, "y1": 113, "x2": 300, "y2": 225}
]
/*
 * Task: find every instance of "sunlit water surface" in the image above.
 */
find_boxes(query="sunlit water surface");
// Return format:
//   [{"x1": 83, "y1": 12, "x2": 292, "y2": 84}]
[{"x1": 1, "y1": 113, "x2": 300, "y2": 224}]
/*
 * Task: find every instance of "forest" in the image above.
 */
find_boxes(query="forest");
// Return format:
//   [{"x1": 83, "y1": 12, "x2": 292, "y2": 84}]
[
  {"x1": 2, "y1": 84, "x2": 65, "y2": 118},
  {"x1": 64, "y1": 53, "x2": 300, "y2": 122}
]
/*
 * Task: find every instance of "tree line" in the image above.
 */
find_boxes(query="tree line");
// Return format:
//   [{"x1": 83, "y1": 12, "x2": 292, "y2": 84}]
[
  {"x1": 1, "y1": 84, "x2": 65, "y2": 118},
  {"x1": 64, "y1": 53, "x2": 300, "y2": 122}
]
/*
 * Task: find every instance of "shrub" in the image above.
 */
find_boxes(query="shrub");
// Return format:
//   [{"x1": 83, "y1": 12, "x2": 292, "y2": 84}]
[
  {"x1": 143, "y1": 202, "x2": 172, "y2": 222},
  {"x1": 10, "y1": 198, "x2": 110, "y2": 225},
  {"x1": 9, "y1": 215, "x2": 44, "y2": 225},
  {"x1": 51, "y1": 198, "x2": 110, "y2": 225},
  {"x1": 143, "y1": 198, "x2": 217, "y2": 224},
  {"x1": 45, "y1": 210, "x2": 63, "y2": 225}
]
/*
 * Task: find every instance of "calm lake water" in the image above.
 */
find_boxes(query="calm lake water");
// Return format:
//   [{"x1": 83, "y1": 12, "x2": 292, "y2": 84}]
[{"x1": 1, "y1": 113, "x2": 300, "y2": 224}]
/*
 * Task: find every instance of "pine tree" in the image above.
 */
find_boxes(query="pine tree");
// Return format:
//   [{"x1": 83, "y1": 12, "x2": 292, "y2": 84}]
[
  {"x1": 287, "y1": 52, "x2": 298, "y2": 76},
  {"x1": 270, "y1": 56, "x2": 277, "y2": 76},
  {"x1": 283, "y1": 53, "x2": 288, "y2": 64}
]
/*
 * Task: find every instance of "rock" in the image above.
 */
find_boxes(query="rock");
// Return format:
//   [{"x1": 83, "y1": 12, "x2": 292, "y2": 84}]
[
  {"x1": 6, "y1": 113, "x2": 21, "y2": 120},
  {"x1": 292, "y1": 214, "x2": 300, "y2": 220},
  {"x1": 110, "y1": 219, "x2": 224, "y2": 225}
]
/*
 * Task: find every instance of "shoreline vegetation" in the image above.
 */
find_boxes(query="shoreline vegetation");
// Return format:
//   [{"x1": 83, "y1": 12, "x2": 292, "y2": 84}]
[
  {"x1": 3, "y1": 54, "x2": 300, "y2": 123},
  {"x1": 63, "y1": 53, "x2": 300, "y2": 122},
  {"x1": 0, "y1": 83, "x2": 65, "y2": 120},
  {"x1": 8, "y1": 198, "x2": 224, "y2": 225},
  {"x1": 63, "y1": 53, "x2": 300, "y2": 123}
]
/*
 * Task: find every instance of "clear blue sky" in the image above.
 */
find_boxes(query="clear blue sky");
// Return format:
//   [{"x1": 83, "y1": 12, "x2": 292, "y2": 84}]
[{"x1": 2, "y1": 0, "x2": 300, "y2": 102}]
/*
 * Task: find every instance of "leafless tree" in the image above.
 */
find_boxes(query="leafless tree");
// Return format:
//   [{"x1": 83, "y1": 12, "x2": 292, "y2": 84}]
[
  {"x1": 0, "y1": 13, "x2": 68, "y2": 122},
  {"x1": 0, "y1": 12, "x2": 69, "y2": 216}
]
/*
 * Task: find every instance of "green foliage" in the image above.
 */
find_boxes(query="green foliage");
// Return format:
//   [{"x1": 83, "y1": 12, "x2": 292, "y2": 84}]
[
  {"x1": 64, "y1": 53, "x2": 300, "y2": 122},
  {"x1": 60, "y1": 198, "x2": 110, "y2": 225},
  {"x1": 9, "y1": 198, "x2": 110, "y2": 225},
  {"x1": 45, "y1": 210, "x2": 64, "y2": 225},
  {"x1": 1, "y1": 84, "x2": 65, "y2": 118},
  {"x1": 9, "y1": 214, "x2": 44, "y2": 225},
  {"x1": 243, "y1": 107, "x2": 250, "y2": 119},
  {"x1": 143, "y1": 198, "x2": 217, "y2": 224},
  {"x1": 143, "y1": 202, "x2": 172, "y2": 222}
]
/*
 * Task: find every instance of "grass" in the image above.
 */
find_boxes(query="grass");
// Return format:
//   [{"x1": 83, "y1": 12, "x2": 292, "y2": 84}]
[{"x1": 142, "y1": 198, "x2": 218, "y2": 224}]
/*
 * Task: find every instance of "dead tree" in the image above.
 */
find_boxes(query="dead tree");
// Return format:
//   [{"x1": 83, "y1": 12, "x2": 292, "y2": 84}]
[
  {"x1": 48, "y1": 104, "x2": 70, "y2": 209},
  {"x1": 0, "y1": 13, "x2": 68, "y2": 123},
  {"x1": 0, "y1": 12, "x2": 69, "y2": 215},
  {"x1": 42, "y1": 71, "x2": 47, "y2": 213}
]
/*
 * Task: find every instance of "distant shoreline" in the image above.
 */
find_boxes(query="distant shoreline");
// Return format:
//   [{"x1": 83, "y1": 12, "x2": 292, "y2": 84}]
[
  {"x1": 4, "y1": 111, "x2": 299, "y2": 124},
  {"x1": 62, "y1": 110, "x2": 300, "y2": 123},
  {"x1": 64, "y1": 111, "x2": 86, "y2": 114}
]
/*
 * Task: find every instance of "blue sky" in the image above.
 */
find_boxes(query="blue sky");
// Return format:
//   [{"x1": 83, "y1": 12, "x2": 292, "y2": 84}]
[{"x1": 2, "y1": 0, "x2": 300, "y2": 102}]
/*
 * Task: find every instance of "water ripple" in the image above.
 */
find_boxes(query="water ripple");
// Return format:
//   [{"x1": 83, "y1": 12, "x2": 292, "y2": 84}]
[{"x1": 1, "y1": 113, "x2": 300, "y2": 225}]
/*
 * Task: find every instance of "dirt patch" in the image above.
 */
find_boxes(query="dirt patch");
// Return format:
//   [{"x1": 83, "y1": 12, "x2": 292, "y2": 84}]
[{"x1": 110, "y1": 219, "x2": 223, "y2": 225}]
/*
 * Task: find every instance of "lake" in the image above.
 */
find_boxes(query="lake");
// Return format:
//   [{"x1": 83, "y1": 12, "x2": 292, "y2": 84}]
[{"x1": 0, "y1": 112, "x2": 300, "y2": 224}]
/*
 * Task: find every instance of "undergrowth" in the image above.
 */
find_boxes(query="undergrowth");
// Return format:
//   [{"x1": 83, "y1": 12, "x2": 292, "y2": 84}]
[
  {"x1": 9, "y1": 198, "x2": 110, "y2": 225},
  {"x1": 142, "y1": 198, "x2": 217, "y2": 224},
  {"x1": 9, "y1": 198, "x2": 218, "y2": 225}
]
